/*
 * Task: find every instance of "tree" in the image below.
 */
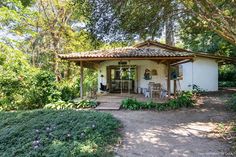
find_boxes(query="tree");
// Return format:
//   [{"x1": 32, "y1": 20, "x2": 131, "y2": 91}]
[
  {"x1": 181, "y1": 0, "x2": 236, "y2": 46},
  {"x1": 110, "y1": 0, "x2": 180, "y2": 43},
  {"x1": 179, "y1": 21, "x2": 236, "y2": 57},
  {"x1": 100, "y1": 0, "x2": 236, "y2": 47}
]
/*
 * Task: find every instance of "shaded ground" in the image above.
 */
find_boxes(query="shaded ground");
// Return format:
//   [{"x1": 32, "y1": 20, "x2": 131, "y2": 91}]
[{"x1": 104, "y1": 91, "x2": 236, "y2": 157}]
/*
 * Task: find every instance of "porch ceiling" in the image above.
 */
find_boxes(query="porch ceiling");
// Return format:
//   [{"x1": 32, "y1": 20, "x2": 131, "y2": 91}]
[{"x1": 74, "y1": 58, "x2": 193, "y2": 69}]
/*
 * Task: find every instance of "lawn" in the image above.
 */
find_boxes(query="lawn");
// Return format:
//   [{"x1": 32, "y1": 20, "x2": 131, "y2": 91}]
[{"x1": 0, "y1": 109, "x2": 121, "y2": 157}]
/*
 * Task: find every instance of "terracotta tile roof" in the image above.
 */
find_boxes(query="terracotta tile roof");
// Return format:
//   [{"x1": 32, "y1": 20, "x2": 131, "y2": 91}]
[
  {"x1": 58, "y1": 47, "x2": 193, "y2": 59},
  {"x1": 58, "y1": 40, "x2": 235, "y2": 64},
  {"x1": 134, "y1": 40, "x2": 191, "y2": 52}
]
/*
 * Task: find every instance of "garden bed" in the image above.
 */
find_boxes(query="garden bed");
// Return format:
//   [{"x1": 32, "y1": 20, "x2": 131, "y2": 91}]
[
  {"x1": 0, "y1": 109, "x2": 121, "y2": 156},
  {"x1": 121, "y1": 91, "x2": 196, "y2": 111}
]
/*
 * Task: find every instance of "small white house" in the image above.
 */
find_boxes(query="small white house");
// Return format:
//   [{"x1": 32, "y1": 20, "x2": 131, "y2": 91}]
[{"x1": 59, "y1": 41, "x2": 235, "y2": 98}]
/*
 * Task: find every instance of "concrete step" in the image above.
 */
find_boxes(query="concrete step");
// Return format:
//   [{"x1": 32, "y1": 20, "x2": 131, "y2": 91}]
[{"x1": 95, "y1": 102, "x2": 121, "y2": 110}]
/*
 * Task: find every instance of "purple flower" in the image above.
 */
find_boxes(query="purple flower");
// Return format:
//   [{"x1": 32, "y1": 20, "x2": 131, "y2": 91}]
[
  {"x1": 92, "y1": 124, "x2": 96, "y2": 129},
  {"x1": 33, "y1": 145, "x2": 39, "y2": 149},
  {"x1": 80, "y1": 132, "x2": 85, "y2": 138},
  {"x1": 33, "y1": 140, "x2": 40, "y2": 145},
  {"x1": 35, "y1": 129, "x2": 40, "y2": 133}
]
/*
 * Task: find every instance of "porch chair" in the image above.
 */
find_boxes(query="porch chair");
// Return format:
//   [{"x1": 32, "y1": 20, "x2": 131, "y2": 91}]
[
  {"x1": 145, "y1": 82, "x2": 155, "y2": 98},
  {"x1": 100, "y1": 83, "x2": 109, "y2": 92},
  {"x1": 150, "y1": 83, "x2": 162, "y2": 98}
]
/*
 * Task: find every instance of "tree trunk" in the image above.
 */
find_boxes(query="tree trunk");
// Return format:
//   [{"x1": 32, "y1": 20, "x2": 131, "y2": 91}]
[
  {"x1": 165, "y1": 18, "x2": 175, "y2": 46},
  {"x1": 53, "y1": 37, "x2": 60, "y2": 81},
  {"x1": 64, "y1": 61, "x2": 71, "y2": 79}
]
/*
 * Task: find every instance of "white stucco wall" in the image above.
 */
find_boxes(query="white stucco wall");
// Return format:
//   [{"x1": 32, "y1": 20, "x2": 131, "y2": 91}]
[
  {"x1": 179, "y1": 57, "x2": 218, "y2": 91},
  {"x1": 98, "y1": 57, "x2": 219, "y2": 93},
  {"x1": 98, "y1": 60, "x2": 168, "y2": 93}
]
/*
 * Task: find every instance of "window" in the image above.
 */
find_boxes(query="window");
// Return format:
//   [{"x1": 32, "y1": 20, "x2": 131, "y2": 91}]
[{"x1": 151, "y1": 69, "x2": 157, "y2": 75}]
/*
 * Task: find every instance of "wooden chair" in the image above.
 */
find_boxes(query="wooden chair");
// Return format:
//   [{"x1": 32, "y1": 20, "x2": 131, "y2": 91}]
[{"x1": 150, "y1": 83, "x2": 162, "y2": 98}]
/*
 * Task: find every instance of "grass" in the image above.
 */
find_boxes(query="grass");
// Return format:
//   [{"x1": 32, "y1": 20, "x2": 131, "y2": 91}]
[{"x1": 0, "y1": 109, "x2": 121, "y2": 157}]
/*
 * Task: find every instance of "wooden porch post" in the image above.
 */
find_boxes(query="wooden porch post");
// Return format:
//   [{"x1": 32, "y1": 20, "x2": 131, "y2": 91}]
[
  {"x1": 174, "y1": 80, "x2": 177, "y2": 98},
  {"x1": 167, "y1": 62, "x2": 171, "y2": 99},
  {"x1": 80, "y1": 61, "x2": 83, "y2": 99}
]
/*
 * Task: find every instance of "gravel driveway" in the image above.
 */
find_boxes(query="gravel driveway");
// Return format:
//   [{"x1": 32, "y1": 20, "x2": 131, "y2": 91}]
[{"x1": 104, "y1": 93, "x2": 235, "y2": 157}]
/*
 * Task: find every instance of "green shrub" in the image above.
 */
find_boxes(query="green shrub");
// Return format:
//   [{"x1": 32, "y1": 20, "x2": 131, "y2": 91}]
[
  {"x1": 228, "y1": 94, "x2": 236, "y2": 111},
  {"x1": 44, "y1": 101, "x2": 74, "y2": 110},
  {"x1": 80, "y1": 69, "x2": 98, "y2": 97},
  {"x1": 23, "y1": 71, "x2": 58, "y2": 109},
  {"x1": 219, "y1": 81, "x2": 236, "y2": 87},
  {"x1": 56, "y1": 81, "x2": 78, "y2": 102},
  {"x1": 219, "y1": 65, "x2": 236, "y2": 82},
  {"x1": 121, "y1": 98, "x2": 143, "y2": 110},
  {"x1": 73, "y1": 99, "x2": 97, "y2": 108},
  {"x1": 44, "y1": 99, "x2": 97, "y2": 110},
  {"x1": 171, "y1": 91, "x2": 195, "y2": 108},
  {"x1": 0, "y1": 109, "x2": 121, "y2": 156},
  {"x1": 121, "y1": 91, "x2": 195, "y2": 111}
]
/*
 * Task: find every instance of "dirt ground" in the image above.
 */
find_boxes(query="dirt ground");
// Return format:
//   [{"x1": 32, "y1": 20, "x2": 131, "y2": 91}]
[{"x1": 104, "y1": 91, "x2": 236, "y2": 157}]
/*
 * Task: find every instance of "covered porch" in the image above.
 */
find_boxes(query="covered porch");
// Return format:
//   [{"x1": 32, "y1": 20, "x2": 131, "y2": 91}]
[{"x1": 58, "y1": 42, "x2": 195, "y2": 101}]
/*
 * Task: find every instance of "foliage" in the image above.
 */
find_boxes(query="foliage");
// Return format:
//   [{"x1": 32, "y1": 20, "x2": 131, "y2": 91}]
[
  {"x1": 44, "y1": 99, "x2": 97, "y2": 110},
  {"x1": 0, "y1": 109, "x2": 121, "y2": 156},
  {"x1": 44, "y1": 101, "x2": 74, "y2": 110},
  {"x1": 168, "y1": 91, "x2": 195, "y2": 109},
  {"x1": 121, "y1": 98, "x2": 143, "y2": 110},
  {"x1": 219, "y1": 81, "x2": 236, "y2": 88},
  {"x1": 73, "y1": 99, "x2": 97, "y2": 108},
  {"x1": 56, "y1": 80, "x2": 79, "y2": 102},
  {"x1": 219, "y1": 65, "x2": 236, "y2": 82},
  {"x1": 0, "y1": 46, "x2": 79, "y2": 110},
  {"x1": 228, "y1": 94, "x2": 236, "y2": 112},
  {"x1": 0, "y1": 43, "x2": 34, "y2": 110},
  {"x1": 82, "y1": 69, "x2": 98, "y2": 97},
  {"x1": 179, "y1": 27, "x2": 236, "y2": 57},
  {"x1": 218, "y1": 65, "x2": 236, "y2": 87},
  {"x1": 122, "y1": 91, "x2": 195, "y2": 111},
  {"x1": 90, "y1": 0, "x2": 179, "y2": 41},
  {"x1": 181, "y1": 0, "x2": 236, "y2": 46},
  {"x1": 23, "y1": 71, "x2": 59, "y2": 109},
  {"x1": 192, "y1": 84, "x2": 205, "y2": 93}
]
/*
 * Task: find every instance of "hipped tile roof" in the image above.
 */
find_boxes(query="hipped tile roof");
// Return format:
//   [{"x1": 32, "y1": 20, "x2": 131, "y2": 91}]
[
  {"x1": 58, "y1": 47, "x2": 193, "y2": 59},
  {"x1": 58, "y1": 41, "x2": 235, "y2": 63}
]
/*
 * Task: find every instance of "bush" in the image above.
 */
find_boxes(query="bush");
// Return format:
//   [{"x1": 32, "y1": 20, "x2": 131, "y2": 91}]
[
  {"x1": 0, "y1": 109, "x2": 121, "y2": 156},
  {"x1": 0, "y1": 49, "x2": 32, "y2": 110},
  {"x1": 121, "y1": 91, "x2": 195, "y2": 111},
  {"x1": 23, "y1": 71, "x2": 59, "y2": 109},
  {"x1": 219, "y1": 81, "x2": 236, "y2": 87},
  {"x1": 121, "y1": 98, "x2": 143, "y2": 110},
  {"x1": 219, "y1": 65, "x2": 236, "y2": 82},
  {"x1": 170, "y1": 91, "x2": 195, "y2": 108},
  {"x1": 0, "y1": 43, "x2": 81, "y2": 111},
  {"x1": 56, "y1": 81, "x2": 79, "y2": 102},
  {"x1": 44, "y1": 99, "x2": 97, "y2": 110},
  {"x1": 81, "y1": 69, "x2": 98, "y2": 97},
  {"x1": 228, "y1": 94, "x2": 236, "y2": 111},
  {"x1": 73, "y1": 99, "x2": 97, "y2": 108},
  {"x1": 0, "y1": 69, "x2": 81, "y2": 111}
]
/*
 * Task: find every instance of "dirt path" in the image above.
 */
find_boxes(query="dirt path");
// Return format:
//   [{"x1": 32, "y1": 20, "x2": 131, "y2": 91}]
[{"x1": 105, "y1": 94, "x2": 235, "y2": 157}]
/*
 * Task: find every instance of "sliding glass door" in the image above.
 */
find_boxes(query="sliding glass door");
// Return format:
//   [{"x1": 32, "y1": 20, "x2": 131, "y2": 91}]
[{"x1": 107, "y1": 65, "x2": 137, "y2": 94}]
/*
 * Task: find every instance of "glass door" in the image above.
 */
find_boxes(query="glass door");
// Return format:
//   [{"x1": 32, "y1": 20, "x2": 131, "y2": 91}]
[{"x1": 109, "y1": 65, "x2": 136, "y2": 93}]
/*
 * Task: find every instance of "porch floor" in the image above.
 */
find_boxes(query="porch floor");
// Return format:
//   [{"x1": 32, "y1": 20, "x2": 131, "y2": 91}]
[{"x1": 95, "y1": 93, "x2": 167, "y2": 110}]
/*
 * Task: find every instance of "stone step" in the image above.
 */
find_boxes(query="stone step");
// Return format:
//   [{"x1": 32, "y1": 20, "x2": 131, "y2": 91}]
[{"x1": 95, "y1": 102, "x2": 121, "y2": 110}]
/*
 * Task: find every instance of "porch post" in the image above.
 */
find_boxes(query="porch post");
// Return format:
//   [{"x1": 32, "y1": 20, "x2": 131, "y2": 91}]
[
  {"x1": 167, "y1": 62, "x2": 171, "y2": 99},
  {"x1": 80, "y1": 61, "x2": 83, "y2": 99},
  {"x1": 174, "y1": 80, "x2": 177, "y2": 98}
]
